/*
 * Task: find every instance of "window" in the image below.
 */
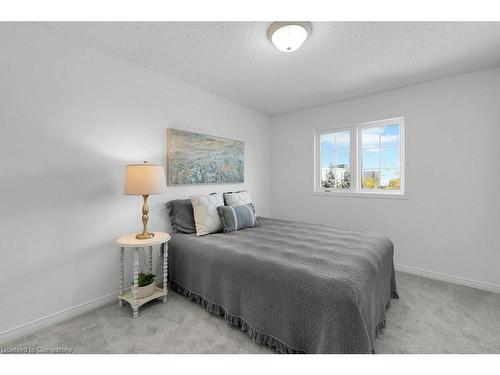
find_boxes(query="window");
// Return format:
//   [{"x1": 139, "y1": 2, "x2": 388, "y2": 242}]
[
  {"x1": 314, "y1": 117, "x2": 404, "y2": 196},
  {"x1": 319, "y1": 130, "x2": 351, "y2": 190}
]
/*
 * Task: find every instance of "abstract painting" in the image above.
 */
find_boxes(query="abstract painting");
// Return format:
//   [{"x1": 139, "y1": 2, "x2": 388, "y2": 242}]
[{"x1": 166, "y1": 128, "x2": 244, "y2": 185}]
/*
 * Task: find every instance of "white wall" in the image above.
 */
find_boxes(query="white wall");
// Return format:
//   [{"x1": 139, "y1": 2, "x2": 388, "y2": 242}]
[
  {"x1": 271, "y1": 67, "x2": 500, "y2": 292},
  {"x1": 0, "y1": 24, "x2": 271, "y2": 339}
]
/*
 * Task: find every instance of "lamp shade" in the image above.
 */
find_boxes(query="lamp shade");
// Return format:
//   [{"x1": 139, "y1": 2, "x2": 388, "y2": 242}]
[{"x1": 124, "y1": 162, "x2": 167, "y2": 195}]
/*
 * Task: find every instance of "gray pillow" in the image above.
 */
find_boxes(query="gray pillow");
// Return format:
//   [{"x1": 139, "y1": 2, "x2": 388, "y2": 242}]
[
  {"x1": 165, "y1": 199, "x2": 196, "y2": 234},
  {"x1": 217, "y1": 203, "x2": 258, "y2": 233}
]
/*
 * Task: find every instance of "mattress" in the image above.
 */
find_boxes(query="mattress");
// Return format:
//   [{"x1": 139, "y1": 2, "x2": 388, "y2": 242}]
[{"x1": 168, "y1": 217, "x2": 398, "y2": 353}]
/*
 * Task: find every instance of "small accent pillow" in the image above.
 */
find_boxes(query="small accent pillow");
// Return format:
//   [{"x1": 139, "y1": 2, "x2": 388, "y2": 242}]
[
  {"x1": 217, "y1": 203, "x2": 258, "y2": 233},
  {"x1": 191, "y1": 193, "x2": 224, "y2": 236},
  {"x1": 165, "y1": 199, "x2": 196, "y2": 234},
  {"x1": 223, "y1": 190, "x2": 252, "y2": 207}
]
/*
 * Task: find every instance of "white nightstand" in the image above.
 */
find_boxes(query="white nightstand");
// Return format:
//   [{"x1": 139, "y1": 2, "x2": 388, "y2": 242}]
[{"x1": 116, "y1": 232, "x2": 171, "y2": 318}]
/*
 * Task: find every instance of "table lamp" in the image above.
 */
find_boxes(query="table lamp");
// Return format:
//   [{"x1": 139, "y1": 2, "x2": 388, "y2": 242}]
[{"x1": 124, "y1": 161, "x2": 167, "y2": 240}]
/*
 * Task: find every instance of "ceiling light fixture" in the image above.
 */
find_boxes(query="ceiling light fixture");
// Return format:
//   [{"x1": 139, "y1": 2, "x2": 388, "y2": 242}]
[{"x1": 267, "y1": 22, "x2": 311, "y2": 53}]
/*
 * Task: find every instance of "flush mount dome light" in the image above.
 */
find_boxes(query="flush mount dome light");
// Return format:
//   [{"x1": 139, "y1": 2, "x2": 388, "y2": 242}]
[{"x1": 267, "y1": 22, "x2": 311, "y2": 52}]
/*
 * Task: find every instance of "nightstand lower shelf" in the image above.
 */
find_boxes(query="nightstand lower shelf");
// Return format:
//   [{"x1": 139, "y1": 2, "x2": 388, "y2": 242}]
[{"x1": 118, "y1": 287, "x2": 167, "y2": 316}]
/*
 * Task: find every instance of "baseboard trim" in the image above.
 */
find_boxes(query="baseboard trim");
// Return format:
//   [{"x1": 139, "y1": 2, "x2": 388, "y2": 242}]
[
  {"x1": 0, "y1": 292, "x2": 118, "y2": 345},
  {"x1": 395, "y1": 264, "x2": 500, "y2": 294}
]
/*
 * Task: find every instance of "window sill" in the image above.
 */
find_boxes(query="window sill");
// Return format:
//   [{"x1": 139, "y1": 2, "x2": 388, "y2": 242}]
[{"x1": 312, "y1": 191, "x2": 409, "y2": 200}]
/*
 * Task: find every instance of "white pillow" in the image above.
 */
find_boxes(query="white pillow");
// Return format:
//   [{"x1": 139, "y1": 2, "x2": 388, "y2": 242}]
[
  {"x1": 223, "y1": 191, "x2": 253, "y2": 207},
  {"x1": 191, "y1": 193, "x2": 224, "y2": 236}
]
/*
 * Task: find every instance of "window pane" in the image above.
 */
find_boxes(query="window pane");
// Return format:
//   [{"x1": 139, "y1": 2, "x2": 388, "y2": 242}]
[
  {"x1": 335, "y1": 151, "x2": 350, "y2": 168},
  {"x1": 321, "y1": 167, "x2": 335, "y2": 188},
  {"x1": 381, "y1": 125, "x2": 400, "y2": 147},
  {"x1": 321, "y1": 150, "x2": 334, "y2": 168},
  {"x1": 320, "y1": 133, "x2": 336, "y2": 152},
  {"x1": 380, "y1": 147, "x2": 400, "y2": 169},
  {"x1": 336, "y1": 130, "x2": 350, "y2": 150},
  {"x1": 320, "y1": 133, "x2": 335, "y2": 168},
  {"x1": 362, "y1": 149, "x2": 379, "y2": 169},
  {"x1": 361, "y1": 127, "x2": 380, "y2": 148},
  {"x1": 361, "y1": 170, "x2": 379, "y2": 189},
  {"x1": 359, "y1": 123, "x2": 402, "y2": 192},
  {"x1": 337, "y1": 167, "x2": 351, "y2": 189},
  {"x1": 319, "y1": 130, "x2": 351, "y2": 190},
  {"x1": 380, "y1": 169, "x2": 401, "y2": 190},
  {"x1": 321, "y1": 166, "x2": 351, "y2": 189}
]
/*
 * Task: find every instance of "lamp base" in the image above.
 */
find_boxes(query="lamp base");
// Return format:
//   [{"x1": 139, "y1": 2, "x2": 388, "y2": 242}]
[{"x1": 136, "y1": 232, "x2": 155, "y2": 240}]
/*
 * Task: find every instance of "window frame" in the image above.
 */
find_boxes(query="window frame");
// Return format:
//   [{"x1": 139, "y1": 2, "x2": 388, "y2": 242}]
[
  {"x1": 314, "y1": 117, "x2": 406, "y2": 198},
  {"x1": 315, "y1": 126, "x2": 355, "y2": 192}
]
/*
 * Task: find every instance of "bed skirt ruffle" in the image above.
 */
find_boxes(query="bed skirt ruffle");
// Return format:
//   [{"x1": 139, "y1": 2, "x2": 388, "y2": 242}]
[
  {"x1": 169, "y1": 280, "x2": 304, "y2": 354},
  {"x1": 170, "y1": 280, "x2": 397, "y2": 354}
]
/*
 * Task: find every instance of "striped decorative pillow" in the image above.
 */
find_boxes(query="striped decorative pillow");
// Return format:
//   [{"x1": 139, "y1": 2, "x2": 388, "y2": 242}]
[{"x1": 216, "y1": 203, "x2": 258, "y2": 233}]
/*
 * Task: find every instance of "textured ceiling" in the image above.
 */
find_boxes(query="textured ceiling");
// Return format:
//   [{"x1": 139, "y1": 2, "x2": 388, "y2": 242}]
[{"x1": 40, "y1": 22, "x2": 500, "y2": 115}]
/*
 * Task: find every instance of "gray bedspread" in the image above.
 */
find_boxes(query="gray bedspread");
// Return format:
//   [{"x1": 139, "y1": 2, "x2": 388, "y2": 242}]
[{"x1": 168, "y1": 217, "x2": 398, "y2": 354}]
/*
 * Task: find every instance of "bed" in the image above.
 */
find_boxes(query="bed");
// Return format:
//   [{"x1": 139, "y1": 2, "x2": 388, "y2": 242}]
[{"x1": 168, "y1": 217, "x2": 398, "y2": 354}]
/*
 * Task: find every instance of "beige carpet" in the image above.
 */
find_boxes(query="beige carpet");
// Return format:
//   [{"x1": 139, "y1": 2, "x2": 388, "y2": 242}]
[{"x1": 5, "y1": 272, "x2": 500, "y2": 353}]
